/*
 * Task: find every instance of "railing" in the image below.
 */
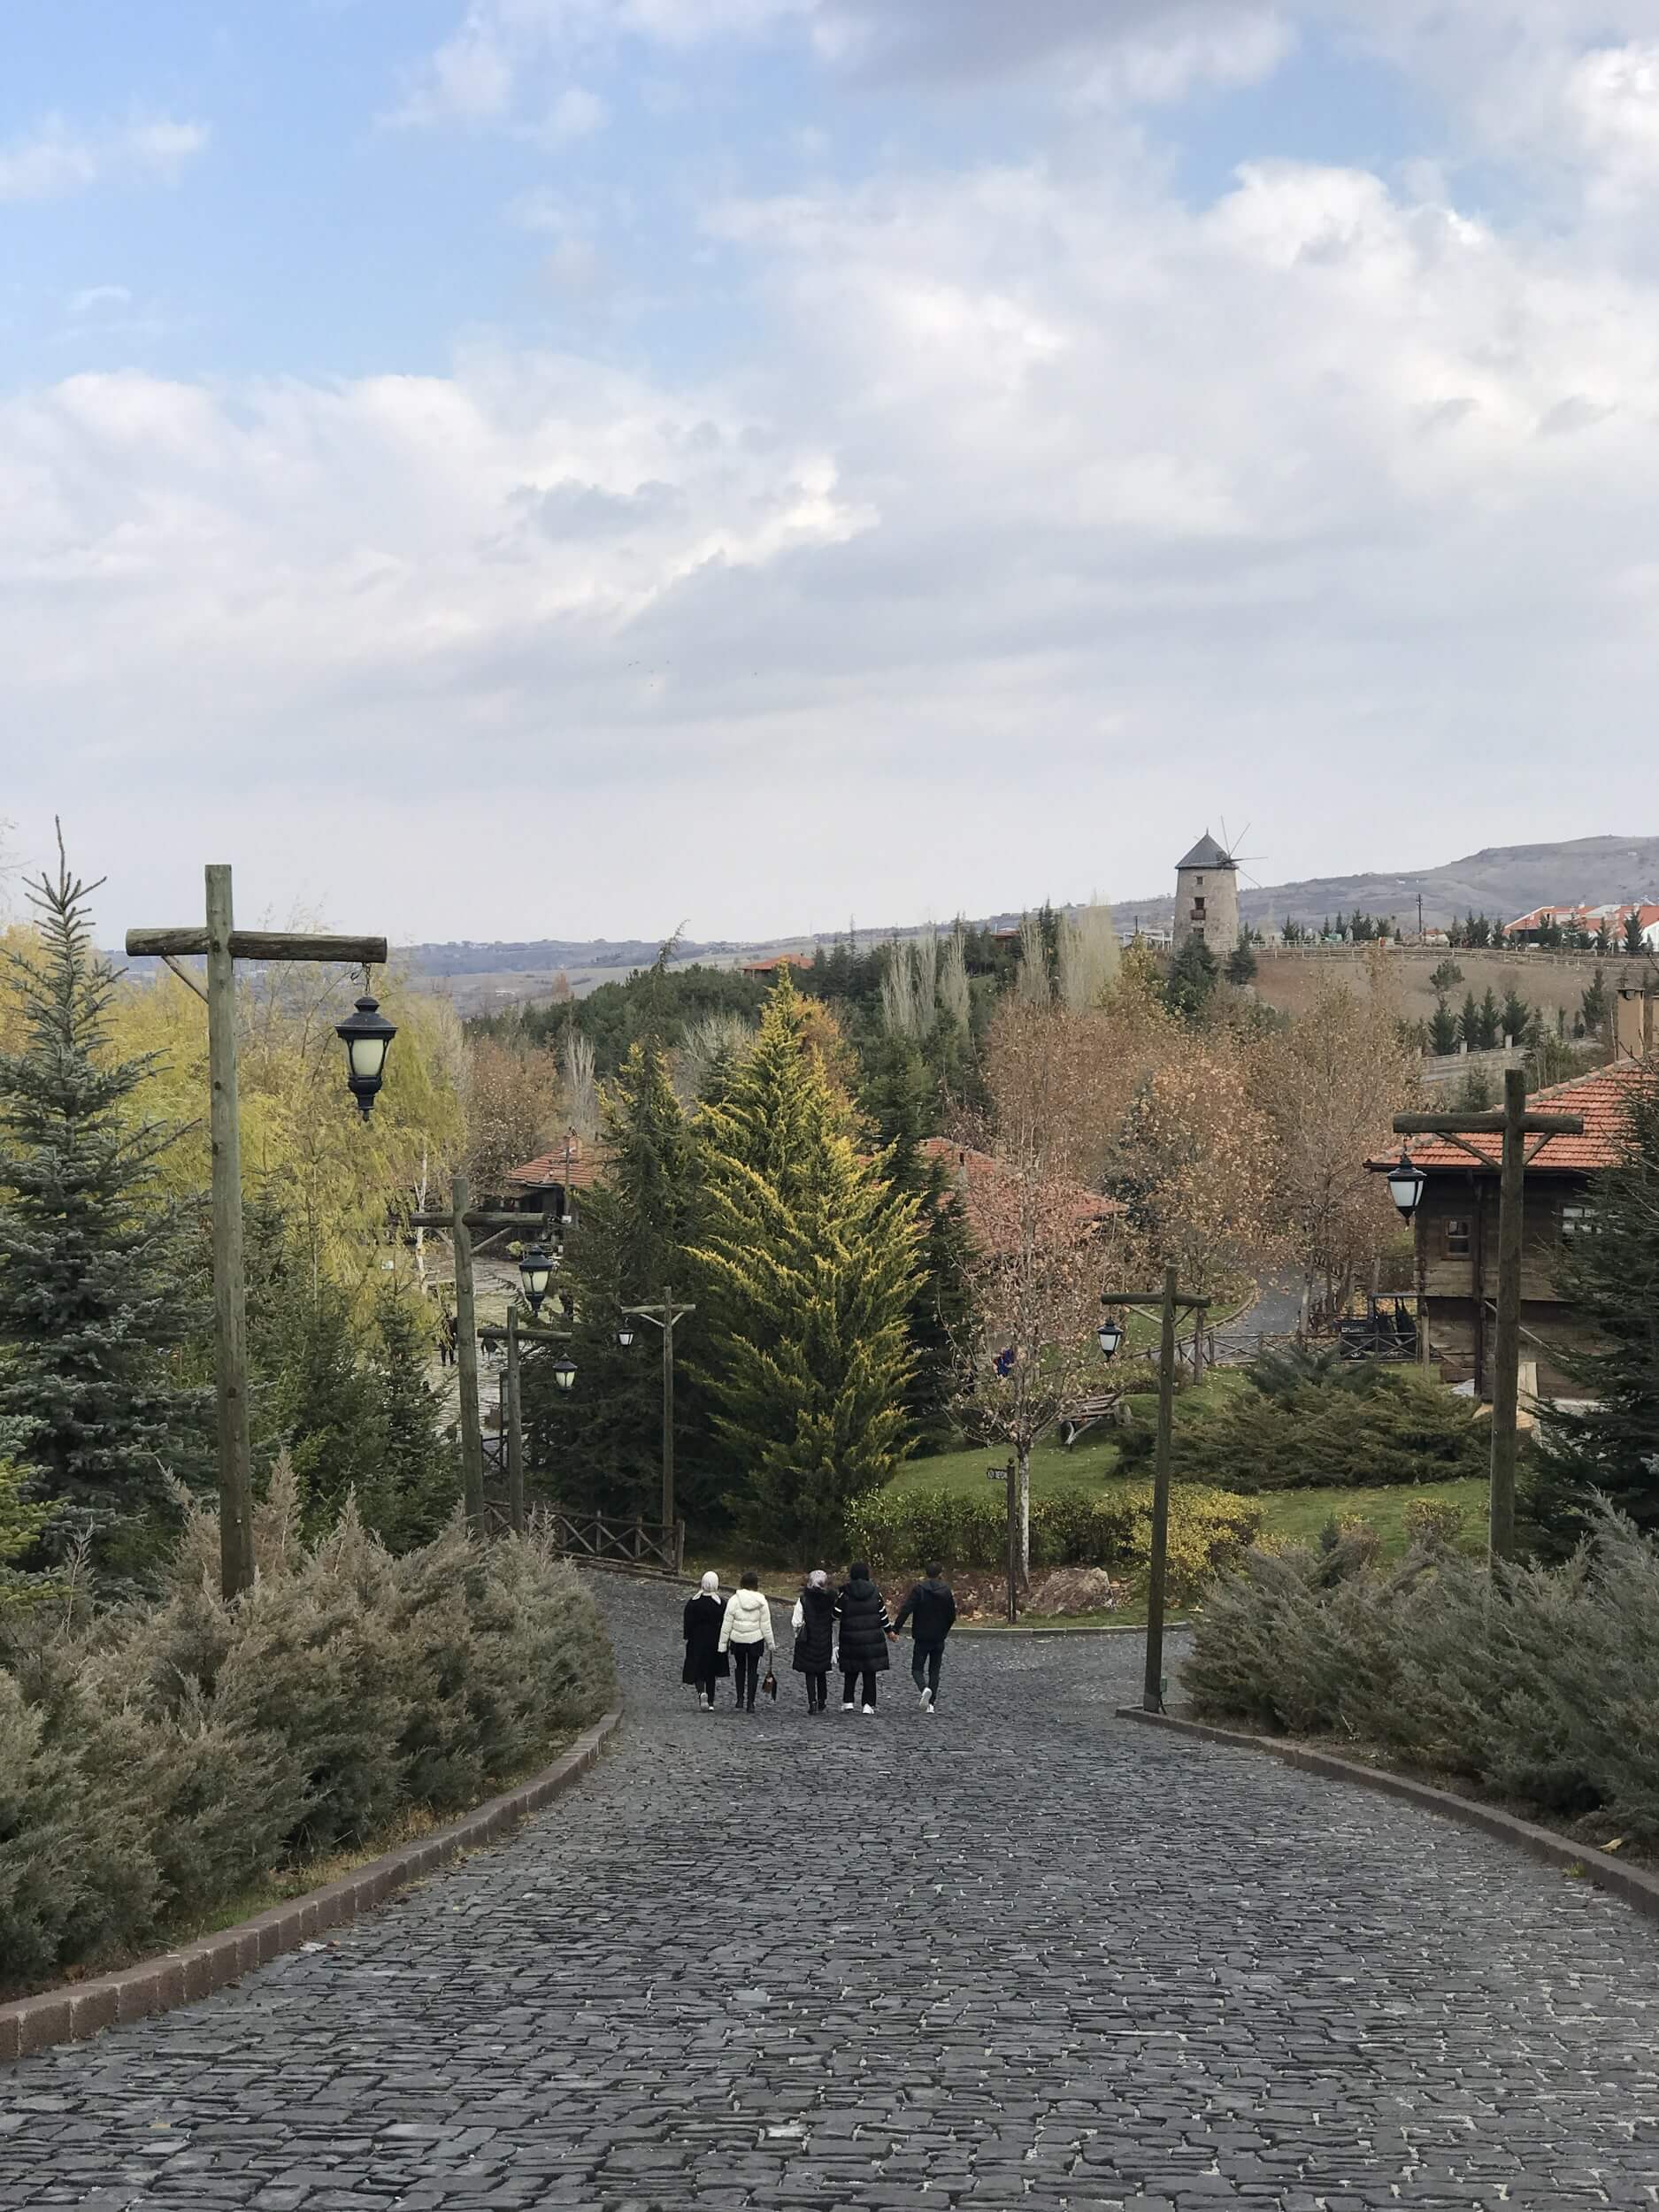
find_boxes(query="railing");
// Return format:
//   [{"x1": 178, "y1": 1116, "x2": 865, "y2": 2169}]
[{"x1": 544, "y1": 1510, "x2": 687, "y2": 1577}]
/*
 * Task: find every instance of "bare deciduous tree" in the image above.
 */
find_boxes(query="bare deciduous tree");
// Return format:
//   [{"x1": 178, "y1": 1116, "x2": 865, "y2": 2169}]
[
  {"x1": 1056, "y1": 900, "x2": 1121, "y2": 1011},
  {"x1": 561, "y1": 1030, "x2": 599, "y2": 1142}
]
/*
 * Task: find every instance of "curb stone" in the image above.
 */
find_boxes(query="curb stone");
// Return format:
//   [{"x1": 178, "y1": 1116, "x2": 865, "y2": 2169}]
[
  {"x1": 0, "y1": 1708, "x2": 623, "y2": 2065},
  {"x1": 1118, "y1": 1706, "x2": 1659, "y2": 1924}
]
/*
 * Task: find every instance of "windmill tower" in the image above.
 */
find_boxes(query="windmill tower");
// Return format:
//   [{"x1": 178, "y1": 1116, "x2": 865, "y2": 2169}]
[{"x1": 1173, "y1": 832, "x2": 1240, "y2": 951}]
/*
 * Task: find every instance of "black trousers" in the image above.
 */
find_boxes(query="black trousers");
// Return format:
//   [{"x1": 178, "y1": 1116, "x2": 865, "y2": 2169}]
[
  {"x1": 841, "y1": 1668, "x2": 878, "y2": 1709},
  {"x1": 694, "y1": 1674, "x2": 718, "y2": 1703},
  {"x1": 911, "y1": 1640, "x2": 945, "y2": 1697},
  {"x1": 803, "y1": 1669, "x2": 828, "y2": 1709},
  {"x1": 731, "y1": 1643, "x2": 764, "y2": 1707}
]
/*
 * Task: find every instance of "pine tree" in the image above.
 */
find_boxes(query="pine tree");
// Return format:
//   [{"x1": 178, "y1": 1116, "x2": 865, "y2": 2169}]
[
  {"x1": 0, "y1": 841, "x2": 206, "y2": 1572},
  {"x1": 273, "y1": 1279, "x2": 382, "y2": 1534},
  {"x1": 1529, "y1": 1065, "x2": 1659, "y2": 1551},
  {"x1": 1428, "y1": 995, "x2": 1459, "y2": 1056},
  {"x1": 1476, "y1": 987, "x2": 1502, "y2": 1051},
  {"x1": 1581, "y1": 966, "x2": 1610, "y2": 1042},
  {"x1": 369, "y1": 1281, "x2": 456, "y2": 1548},
  {"x1": 534, "y1": 1041, "x2": 706, "y2": 1520},
  {"x1": 1225, "y1": 935, "x2": 1258, "y2": 986},
  {"x1": 1501, "y1": 987, "x2": 1531, "y2": 1045},
  {"x1": 858, "y1": 1034, "x2": 975, "y2": 1451},
  {"x1": 688, "y1": 972, "x2": 920, "y2": 1556},
  {"x1": 1458, "y1": 990, "x2": 1481, "y2": 1050},
  {"x1": 1166, "y1": 935, "x2": 1219, "y2": 1020},
  {"x1": 1625, "y1": 912, "x2": 1647, "y2": 956}
]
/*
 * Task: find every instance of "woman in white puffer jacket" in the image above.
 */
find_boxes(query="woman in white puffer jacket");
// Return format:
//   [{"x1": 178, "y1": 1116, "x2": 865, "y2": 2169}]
[{"x1": 718, "y1": 1571, "x2": 775, "y2": 1712}]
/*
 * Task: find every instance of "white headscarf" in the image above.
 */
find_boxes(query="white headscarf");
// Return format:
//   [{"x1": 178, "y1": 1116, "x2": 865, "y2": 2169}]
[
  {"x1": 808, "y1": 1569, "x2": 827, "y2": 1588},
  {"x1": 700, "y1": 1571, "x2": 720, "y2": 1594}
]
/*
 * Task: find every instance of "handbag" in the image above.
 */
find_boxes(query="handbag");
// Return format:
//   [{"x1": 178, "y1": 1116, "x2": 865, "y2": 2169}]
[{"x1": 763, "y1": 1661, "x2": 778, "y2": 1700}]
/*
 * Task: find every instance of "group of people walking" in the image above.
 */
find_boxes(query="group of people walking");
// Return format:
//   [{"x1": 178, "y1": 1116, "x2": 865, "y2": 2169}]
[{"x1": 681, "y1": 1563, "x2": 957, "y2": 1715}]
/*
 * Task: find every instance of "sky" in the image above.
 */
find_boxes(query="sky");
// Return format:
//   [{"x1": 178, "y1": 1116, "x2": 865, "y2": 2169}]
[{"x1": 4, "y1": 1, "x2": 1659, "y2": 947}]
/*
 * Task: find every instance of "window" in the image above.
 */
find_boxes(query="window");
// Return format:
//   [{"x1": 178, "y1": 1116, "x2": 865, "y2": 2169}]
[
  {"x1": 1441, "y1": 1217, "x2": 1472, "y2": 1259},
  {"x1": 1561, "y1": 1203, "x2": 1597, "y2": 1237},
  {"x1": 1193, "y1": 896, "x2": 1206, "y2": 917}
]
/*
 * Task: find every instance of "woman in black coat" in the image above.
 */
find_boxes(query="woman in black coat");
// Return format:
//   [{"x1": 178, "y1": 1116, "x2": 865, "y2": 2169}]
[
  {"x1": 682, "y1": 1573, "x2": 729, "y2": 1710},
  {"x1": 790, "y1": 1570, "x2": 838, "y2": 1715},
  {"x1": 835, "y1": 1562, "x2": 893, "y2": 1713}
]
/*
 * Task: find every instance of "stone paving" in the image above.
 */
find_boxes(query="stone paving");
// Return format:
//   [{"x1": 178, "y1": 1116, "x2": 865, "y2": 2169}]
[{"x1": 4, "y1": 1572, "x2": 1659, "y2": 2209}]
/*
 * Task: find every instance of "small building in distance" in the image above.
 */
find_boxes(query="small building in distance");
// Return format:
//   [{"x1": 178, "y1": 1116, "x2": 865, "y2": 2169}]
[
  {"x1": 1507, "y1": 900, "x2": 1659, "y2": 949},
  {"x1": 739, "y1": 951, "x2": 815, "y2": 979},
  {"x1": 1173, "y1": 833, "x2": 1240, "y2": 951}
]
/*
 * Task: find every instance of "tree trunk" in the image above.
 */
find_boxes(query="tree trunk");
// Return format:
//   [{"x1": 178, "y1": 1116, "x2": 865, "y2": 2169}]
[{"x1": 1017, "y1": 1441, "x2": 1032, "y2": 1586}]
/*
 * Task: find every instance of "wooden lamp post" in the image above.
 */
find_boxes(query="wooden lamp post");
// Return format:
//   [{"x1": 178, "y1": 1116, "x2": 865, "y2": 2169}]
[
  {"x1": 1390, "y1": 1069, "x2": 1584, "y2": 1561},
  {"x1": 126, "y1": 865, "x2": 389, "y2": 1603},
  {"x1": 616, "y1": 1287, "x2": 696, "y2": 1531},
  {"x1": 1097, "y1": 1267, "x2": 1210, "y2": 1712}
]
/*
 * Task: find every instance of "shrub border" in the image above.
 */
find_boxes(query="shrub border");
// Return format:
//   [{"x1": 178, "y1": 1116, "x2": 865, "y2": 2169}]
[
  {"x1": 1118, "y1": 1709, "x2": 1659, "y2": 1924},
  {"x1": 0, "y1": 1708, "x2": 622, "y2": 2065}
]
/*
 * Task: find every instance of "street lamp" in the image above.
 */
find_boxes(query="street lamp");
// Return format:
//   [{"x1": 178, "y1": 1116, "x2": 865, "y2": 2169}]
[
  {"x1": 335, "y1": 994, "x2": 397, "y2": 1118},
  {"x1": 550, "y1": 1356, "x2": 578, "y2": 1394},
  {"x1": 1386, "y1": 1150, "x2": 1426, "y2": 1221},
  {"x1": 1096, "y1": 1315, "x2": 1125, "y2": 1362},
  {"x1": 615, "y1": 1322, "x2": 637, "y2": 1349},
  {"x1": 518, "y1": 1244, "x2": 554, "y2": 1316}
]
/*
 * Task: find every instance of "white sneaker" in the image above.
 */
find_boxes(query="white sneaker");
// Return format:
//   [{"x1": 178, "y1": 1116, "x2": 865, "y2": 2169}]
[
  {"x1": 921, "y1": 1688, "x2": 933, "y2": 1710},
  {"x1": 698, "y1": 1693, "x2": 709, "y2": 1709},
  {"x1": 841, "y1": 1701, "x2": 856, "y2": 1711},
  {"x1": 862, "y1": 1704, "x2": 877, "y2": 1716}
]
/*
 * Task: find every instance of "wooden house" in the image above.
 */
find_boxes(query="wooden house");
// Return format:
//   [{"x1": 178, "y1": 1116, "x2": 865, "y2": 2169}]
[{"x1": 1381, "y1": 1056, "x2": 1652, "y2": 1398}]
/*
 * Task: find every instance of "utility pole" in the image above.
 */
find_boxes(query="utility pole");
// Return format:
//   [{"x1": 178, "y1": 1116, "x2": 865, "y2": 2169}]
[
  {"x1": 1393, "y1": 1070, "x2": 1583, "y2": 1561},
  {"x1": 620, "y1": 1285, "x2": 696, "y2": 1530},
  {"x1": 410, "y1": 1181, "x2": 553, "y2": 1535},
  {"x1": 1099, "y1": 1267, "x2": 1210, "y2": 1712},
  {"x1": 127, "y1": 869, "x2": 387, "y2": 1602}
]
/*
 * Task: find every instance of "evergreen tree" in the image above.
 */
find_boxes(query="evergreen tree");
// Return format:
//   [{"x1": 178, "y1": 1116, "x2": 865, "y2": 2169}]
[
  {"x1": 1166, "y1": 935, "x2": 1220, "y2": 1020},
  {"x1": 1529, "y1": 1066, "x2": 1659, "y2": 1549},
  {"x1": 1625, "y1": 912, "x2": 1647, "y2": 956},
  {"x1": 369, "y1": 1281, "x2": 456, "y2": 1547},
  {"x1": 1428, "y1": 995, "x2": 1460, "y2": 1056},
  {"x1": 858, "y1": 1034, "x2": 975, "y2": 1450},
  {"x1": 1476, "y1": 987, "x2": 1502, "y2": 1051},
  {"x1": 273, "y1": 1278, "x2": 382, "y2": 1534},
  {"x1": 1458, "y1": 991, "x2": 1481, "y2": 1050},
  {"x1": 1501, "y1": 987, "x2": 1531, "y2": 1045},
  {"x1": 534, "y1": 1042, "x2": 706, "y2": 1520},
  {"x1": 1581, "y1": 966, "x2": 1610, "y2": 1042},
  {"x1": 688, "y1": 972, "x2": 920, "y2": 1556},
  {"x1": 1225, "y1": 935, "x2": 1258, "y2": 986},
  {"x1": 0, "y1": 842, "x2": 206, "y2": 1571}
]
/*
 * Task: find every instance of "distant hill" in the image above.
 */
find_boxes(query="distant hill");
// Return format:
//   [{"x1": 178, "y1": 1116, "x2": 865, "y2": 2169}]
[
  {"x1": 396, "y1": 834, "x2": 1659, "y2": 996},
  {"x1": 1113, "y1": 835, "x2": 1659, "y2": 937}
]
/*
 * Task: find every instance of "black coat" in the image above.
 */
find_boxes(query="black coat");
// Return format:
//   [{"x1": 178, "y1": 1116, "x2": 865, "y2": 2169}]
[
  {"x1": 792, "y1": 1585, "x2": 837, "y2": 1672},
  {"x1": 682, "y1": 1593, "x2": 729, "y2": 1683},
  {"x1": 835, "y1": 1577, "x2": 891, "y2": 1672},
  {"x1": 894, "y1": 1577, "x2": 956, "y2": 1645}
]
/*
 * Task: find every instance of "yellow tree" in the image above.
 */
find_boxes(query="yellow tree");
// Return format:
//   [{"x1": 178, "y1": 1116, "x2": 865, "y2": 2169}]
[
  {"x1": 1118, "y1": 1026, "x2": 1276, "y2": 1306},
  {"x1": 1251, "y1": 972, "x2": 1420, "y2": 1330}
]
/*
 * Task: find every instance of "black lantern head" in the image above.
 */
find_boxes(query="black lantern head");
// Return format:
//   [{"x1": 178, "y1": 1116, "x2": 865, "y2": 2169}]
[
  {"x1": 518, "y1": 1244, "x2": 554, "y2": 1315},
  {"x1": 1386, "y1": 1150, "x2": 1426, "y2": 1221},
  {"x1": 616, "y1": 1323, "x2": 637, "y2": 1350},
  {"x1": 336, "y1": 994, "x2": 396, "y2": 1118},
  {"x1": 551, "y1": 1356, "x2": 578, "y2": 1394},
  {"x1": 1097, "y1": 1315, "x2": 1125, "y2": 1362}
]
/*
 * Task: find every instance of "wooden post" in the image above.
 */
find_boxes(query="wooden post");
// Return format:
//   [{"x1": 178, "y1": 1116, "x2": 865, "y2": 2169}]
[
  {"x1": 450, "y1": 1171, "x2": 485, "y2": 1536},
  {"x1": 1191, "y1": 1308, "x2": 1204, "y2": 1385},
  {"x1": 661, "y1": 1280, "x2": 675, "y2": 1532},
  {"x1": 1490, "y1": 1068, "x2": 1527, "y2": 1563},
  {"x1": 205, "y1": 865, "x2": 255, "y2": 1602},
  {"x1": 674, "y1": 1518, "x2": 686, "y2": 1576},
  {"x1": 1144, "y1": 1266, "x2": 1179, "y2": 1715},
  {"x1": 505, "y1": 1302, "x2": 526, "y2": 1537},
  {"x1": 1010, "y1": 1454, "x2": 1020, "y2": 1619}
]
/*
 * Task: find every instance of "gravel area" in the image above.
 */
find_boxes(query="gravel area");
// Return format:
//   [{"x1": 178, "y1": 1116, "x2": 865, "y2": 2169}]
[{"x1": 2, "y1": 1573, "x2": 1656, "y2": 2208}]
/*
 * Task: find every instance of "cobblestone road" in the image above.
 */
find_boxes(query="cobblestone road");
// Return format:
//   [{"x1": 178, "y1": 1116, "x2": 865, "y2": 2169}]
[{"x1": 4, "y1": 1573, "x2": 1658, "y2": 2210}]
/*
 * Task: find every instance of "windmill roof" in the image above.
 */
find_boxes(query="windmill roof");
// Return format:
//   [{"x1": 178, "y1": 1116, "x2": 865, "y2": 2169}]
[{"x1": 1177, "y1": 833, "x2": 1234, "y2": 871}]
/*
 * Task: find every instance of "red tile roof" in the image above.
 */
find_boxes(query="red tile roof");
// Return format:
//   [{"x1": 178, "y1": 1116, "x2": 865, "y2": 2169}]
[
  {"x1": 508, "y1": 1133, "x2": 615, "y2": 1191},
  {"x1": 1389, "y1": 1058, "x2": 1655, "y2": 1176},
  {"x1": 740, "y1": 952, "x2": 814, "y2": 975}
]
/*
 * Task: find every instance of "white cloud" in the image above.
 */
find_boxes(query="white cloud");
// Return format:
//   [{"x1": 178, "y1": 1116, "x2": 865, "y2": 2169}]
[
  {"x1": 13, "y1": 127, "x2": 1659, "y2": 938},
  {"x1": 539, "y1": 84, "x2": 609, "y2": 142},
  {"x1": 67, "y1": 285, "x2": 135, "y2": 315},
  {"x1": 0, "y1": 114, "x2": 207, "y2": 203}
]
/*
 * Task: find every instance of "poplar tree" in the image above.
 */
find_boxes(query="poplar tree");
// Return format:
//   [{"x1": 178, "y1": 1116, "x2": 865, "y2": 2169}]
[
  {"x1": 689, "y1": 972, "x2": 920, "y2": 1556},
  {"x1": 0, "y1": 841, "x2": 206, "y2": 1572}
]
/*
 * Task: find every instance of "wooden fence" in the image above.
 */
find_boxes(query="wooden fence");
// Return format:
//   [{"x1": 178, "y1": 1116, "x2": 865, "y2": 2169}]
[{"x1": 544, "y1": 1510, "x2": 687, "y2": 1577}]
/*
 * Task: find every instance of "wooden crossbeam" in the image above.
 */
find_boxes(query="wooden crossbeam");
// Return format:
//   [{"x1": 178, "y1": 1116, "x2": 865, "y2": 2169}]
[
  {"x1": 1394, "y1": 1110, "x2": 1584, "y2": 1137},
  {"x1": 1100, "y1": 1289, "x2": 1213, "y2": 1310},
  {"x1": 126, "y1": 927, "x2": 388, "y2": 964}
]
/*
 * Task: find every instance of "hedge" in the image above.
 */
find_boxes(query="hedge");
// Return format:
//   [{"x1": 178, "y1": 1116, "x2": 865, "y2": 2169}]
[
  {"x1": 1185, "y1": 1506, "x2": 1659, "y2": 1847},
  {"x1": 848, "y1": 1481, "x2": 1261, "y2": 1601},
  {"x1": 0, "y1": 1459, "x2": 615, "y2": 1993}
]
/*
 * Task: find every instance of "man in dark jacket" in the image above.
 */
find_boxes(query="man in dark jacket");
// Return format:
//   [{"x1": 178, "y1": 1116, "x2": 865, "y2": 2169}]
[{"x1": 892, "y1": 1564, "x2": 957, "y2": 1711}]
